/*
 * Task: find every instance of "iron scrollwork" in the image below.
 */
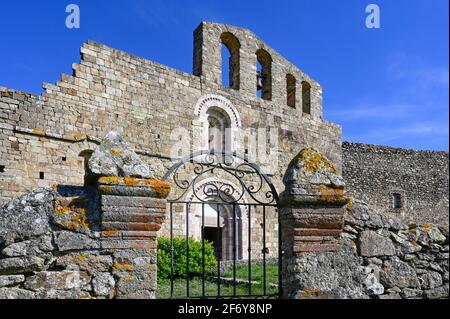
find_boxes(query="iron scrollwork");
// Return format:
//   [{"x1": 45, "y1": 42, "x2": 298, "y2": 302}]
[{"x1": 163, "y1": 151, "x2": 279, "y2": 205}]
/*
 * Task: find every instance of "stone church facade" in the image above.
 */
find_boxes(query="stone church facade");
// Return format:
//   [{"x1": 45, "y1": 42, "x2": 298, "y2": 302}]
[{"x1": 0, "y1": 22, "x2": 448, "y2": 262}]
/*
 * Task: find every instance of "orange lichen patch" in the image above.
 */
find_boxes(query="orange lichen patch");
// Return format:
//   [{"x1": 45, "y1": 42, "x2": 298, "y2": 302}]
[
  {"x1": 98, "y1": 176, "x2": 171, "y2": 198},
  {"x1": 98, "y1": 176, "x2": 121, "y2": 185},
  {"x1": 54, "y1": 197, "x2": 90, "y2": 231},
  {"x1": 32, "y1": 129, "x2": 47, "y2": 136},
  {"x1": 422, "y1": 224, "x2": 432, "y2": 230},
  {"x1": 78, "y1": 295, "x2": 95, "y2": 300},
  {"x1": 300, "y1": 289, "x2": 322, "y2": 295},
  {"x1": 289, "y1": 147, "x2": 337, "y2": 174},
  {"x1": 102, "y1": 230, "x2": 120, "y2": 237},
  {"x1": 101, "y1": 186, "x2": 113, "y2": 194},
  {"x1": 113, "y1": 259, "x2": 134, "y2": 272},
  {"x1": 110, "y1": 149, "x2": 125, "y2": 156},
  {"x1": 315, "y1": 185, "x2": 348, "y2": 203},
  {"x1": 144, "y1": 179, "x2": 171, "y2": 198}
]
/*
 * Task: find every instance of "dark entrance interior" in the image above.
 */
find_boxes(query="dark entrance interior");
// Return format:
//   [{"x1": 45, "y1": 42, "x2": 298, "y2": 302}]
[{"x1": 204, "y1": 227, "x2": 222, "y2": 261}]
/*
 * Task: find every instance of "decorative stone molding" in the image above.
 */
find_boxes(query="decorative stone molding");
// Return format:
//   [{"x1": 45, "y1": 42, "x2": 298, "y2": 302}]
[{"x1": 193, "y1": 94, "x2": 242, "y2": 153}]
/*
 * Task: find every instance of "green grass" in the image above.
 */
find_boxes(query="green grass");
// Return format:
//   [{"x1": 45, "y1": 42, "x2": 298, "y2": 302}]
[{"x1": 156, "y1": 262, "x2": 278, "y2": 299}]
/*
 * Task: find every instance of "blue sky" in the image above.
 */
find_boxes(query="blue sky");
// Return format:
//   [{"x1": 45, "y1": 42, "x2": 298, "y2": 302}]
[{"x1": 0, "y1": 0, "x2": 448, "y2": 150}]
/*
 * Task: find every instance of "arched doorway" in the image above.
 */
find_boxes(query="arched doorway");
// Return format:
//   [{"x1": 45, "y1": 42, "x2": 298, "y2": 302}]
[{"x1": 182, "y1": 178, "x2": 249, "y2": 261}]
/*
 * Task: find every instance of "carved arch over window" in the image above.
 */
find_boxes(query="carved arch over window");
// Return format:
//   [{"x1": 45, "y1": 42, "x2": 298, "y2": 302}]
[{"x1": 194, "y1": 94, "x2": 242, "y2": 153}]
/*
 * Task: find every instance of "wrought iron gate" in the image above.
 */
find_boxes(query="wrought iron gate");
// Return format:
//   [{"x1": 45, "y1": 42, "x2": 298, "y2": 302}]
[{"x1": 162, "y1": 151, "x2": 281, "y2": 299}]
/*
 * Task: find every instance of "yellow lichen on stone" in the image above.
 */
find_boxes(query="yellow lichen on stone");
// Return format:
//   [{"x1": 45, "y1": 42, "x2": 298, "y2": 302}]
[
  {"x1": 54, "y1": 196, "x2": 90, "y2": 231},
  {"x1": 315, "y1": 184, "x2": 348, "y2": 203},
  {"x1": 32, "y1": 129, "x2": 47, "y2": 136},
  {"x1": 110, "y1": 149, "x2": 125, "y2": 156},
  {"x1": 101, "y1": 186, "x2": 113, "y2": 194},
  {"x1": 300, "y1": 289, "x2": 322, "y2": 295},
  {"x1": 113, "y1": 259, "x2": 134, "y2": 272},
  {"x1": 98, "y1": 176, "x2": 171, "y2": 198},
  {"x1": 289, "y1": 147, "x2": 337, "y2": 174},
  {"x1": 77, "y1": 253, "x2": 87, "y2": 262},
  {"x1": 102, "y1": 230, "x2": 119, "y2": 237},
  {"x1": 346, "y1": 198, "x2": 354, "y2": 208},
  {"x1": 98, "y1": 176, "x2": 121, "y2": 185}
]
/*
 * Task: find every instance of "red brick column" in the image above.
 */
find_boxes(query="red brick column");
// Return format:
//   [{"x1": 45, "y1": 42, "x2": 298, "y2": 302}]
[{"x1": 98, "y1": 176, "x2": 170, "y2": 299}]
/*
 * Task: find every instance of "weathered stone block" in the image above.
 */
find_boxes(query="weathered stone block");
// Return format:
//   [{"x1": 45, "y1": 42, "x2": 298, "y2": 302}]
[
  {"x1": 92, "y1": 272, "x2": 115, "y2": 297},
  {"x1": 0, "y1": 287, "x2": 35, "y2": 299},
  {"x1": 0, "y1": 275, "x2": 25, "y2": 287},
  {"x1": 0, "y1": 256, "x2": 45, "y2": 275},
  {"x1": 359, "y1": 230, "x2": 396, "y2": 257},
  {"x1": 24, "y1": 271, "x2": 91, "y2": 291},
  {"x1": 419, "y1": 271, "x2": 443, "y2": 290},
  {"x1": 380, "y1": 258, "x2": 420, "y2": 289},
  {"x1": 54, "y1": 231, "x2": 100, "y2": 251}
]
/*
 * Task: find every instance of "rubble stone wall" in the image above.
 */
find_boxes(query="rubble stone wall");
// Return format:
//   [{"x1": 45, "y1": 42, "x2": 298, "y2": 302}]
[
  {"x1": 285, "y1": 199, "x2": 449, "y2": 299},
  {"x1": 0, "y1": 184, "x2": 165, "y2": 299},
  {"x1": 342, "y1": 142, "x2": 449, "y2": 226}
]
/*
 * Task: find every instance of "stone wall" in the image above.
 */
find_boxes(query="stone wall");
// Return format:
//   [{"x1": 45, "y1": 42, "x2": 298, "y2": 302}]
[
  {"x1": 285, "y1": 199, "x2": 449, "y2": 299},
  {"x1": 0, "y1": 188, "x2": 110, "y2": 299},
  {"x1": 342, "y1": 142, "x2": 449, "y2": 226}
]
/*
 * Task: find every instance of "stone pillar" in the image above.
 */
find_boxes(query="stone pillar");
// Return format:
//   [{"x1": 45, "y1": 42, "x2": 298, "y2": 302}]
[
  {"x1": 87, "y1": 131, "x2": 171, "y2": 299},
  {"x1": 98, "y1": 177, "x2": 170, "y2": 299},
  {"x1": 279, "y1": 148, "x2": 350, "y2": 299}
]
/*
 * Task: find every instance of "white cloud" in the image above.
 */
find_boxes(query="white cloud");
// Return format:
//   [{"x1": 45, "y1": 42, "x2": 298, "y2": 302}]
[
  {"x1": 387, "y1": 53, "x2": 449, "y2": 89},
  {"x1": 346, "y1": 121, "x2": 449, "y2": 144}
]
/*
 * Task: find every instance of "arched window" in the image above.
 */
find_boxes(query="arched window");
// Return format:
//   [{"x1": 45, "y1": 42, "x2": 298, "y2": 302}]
[
  {"x1": 221, "y1": 32, "x2": 240, "y2": 90},
  {"x1": 286, "y1": 74, "x2": 296, "y2": 108},
  {"x1": 302, "y1": 81, "x2": 312, "y2": 114},
  {"x1": 256, "y1": 49, "x2": 272, "y2": 100},
  {"x1": 207, "y1": 107, "x2": 231, "y2": 155}
]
